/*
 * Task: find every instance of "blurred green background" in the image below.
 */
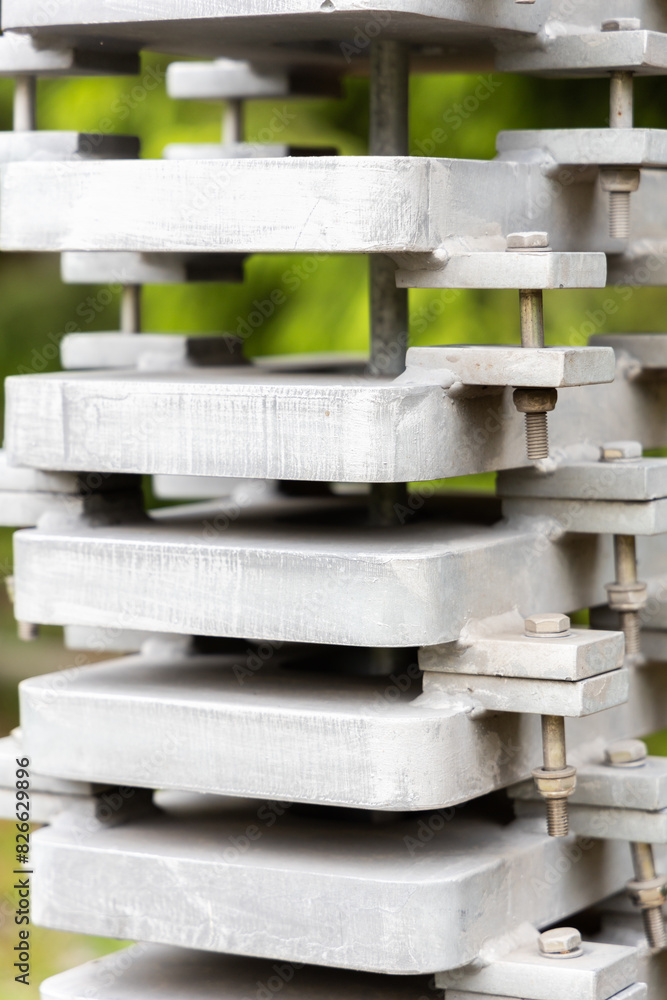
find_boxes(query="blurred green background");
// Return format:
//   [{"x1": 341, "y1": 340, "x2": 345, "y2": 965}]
[{"x1": 1, "y1": 53, "x2": 667, "y2": 997}]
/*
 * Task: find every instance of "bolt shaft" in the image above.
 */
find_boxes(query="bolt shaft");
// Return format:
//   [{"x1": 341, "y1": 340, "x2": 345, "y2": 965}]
[
  {"x1": 542, "y1": 715, "x2": 567, "y2": 769},
  {"x1": 632, "y1": 841, "x2": 656, "y2": 882},
  {"x1": 546, "y1": 798, "x2": 569, "y2": 837},
  {"x1": 620, "y1": 611, "x2": 642, "y2": 656},
  {"x1": 525, "y1": 412, "x2": 549, "y2": 461},
  {"x1": 14, "y1": 75, "x2": 37, "y2": 132},
  {"x1": 223, "y1": 98, "x2": 245, "y2": 144},
  {"x1": 613, "y1": 534, "x2": 642, "y2": 657},
  {"x1": 631, "y1": 842, "x2": 667, "y2": 949},
  {"x1": 609, "y1": 191, "x2": 631, "y2": 239},
  {"x1": 610, "y1": 71, "x2": 634, "y2": 129},
  {"x1": 368, "y1": 40, "x2": 409, "y2": 524},
  {"x1": 615, "y1": 535, "x2": 637, "y2": 584},
  {"x1": 120, "y1": 284, "x2": 142, "y2": 335},
  {"x1": 519, "y1": 289, "x2": 545, "y2": 349},
  {"x1": 642, "y1": 906, "x2": 667, "y2": 951}
]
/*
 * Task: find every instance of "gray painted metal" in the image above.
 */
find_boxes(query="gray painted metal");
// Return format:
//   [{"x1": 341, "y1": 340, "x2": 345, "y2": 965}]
[
  {"x1": 0, "y1": 31, "x2": 139, "y2": 75},
  {"x1": 30, "y1": 805, "x2": 634, "y2": 973},
  {"x1": 10, "y1": 495, "x2": 667, "y2": 645},
  {"x1": 421, "y1": 668, "x2": 630, "y2": 718},
  {"x1": 497, "y1": 29, "x2": 667, "y2": 77},
  {"x1": 19, "y1": 649, "x2": 662, "y2": 810},
  {"x1": 447, "y1": 987, "x2": 646, "y2": 1000},
  {"x1": 436, "y1": 941, "x2": 639, "y2": 1000},
  {"x1": 501, "y1": 496, "x2": 667, "y2": 536},
  {"x1": 0, "y1": 2, "x2": 545, "y2": 64},
  {"x1": 498, "y1": 458, "x2": 667, "y2": 503},
  {"x1": 497, "y1": 129, "x2": 667, "y2": 169},
  {"x1": 7, "y1": 356, "x2": 667, "y2": 482},
  {"x1": 0, "y1": 132, "x2": 139, "y2": 163},
  {"x1": 590, "y1": 334, "x2": 667, "y2": 369},
  {"x1": 61, "y1": 251, "x2": 245, "y2": 285},
  {"x1": 40, "y1": 946, "x2": 434, "y2": 1000},
  {"x1": 60, "y1": 334, "x2": 245, "y2": 371},
  {"x1": 421, "y1": 622, "x2": 625, "y2": 682},
  {"x1": 398, "y1": 345, "x2": 615, "y2": 387},
  {"x1": 0, "y1": 156, "x2": 620, "y2": 255},
  {"x1": 396, "y1": 252, "x2": 607, "y2": 290}
]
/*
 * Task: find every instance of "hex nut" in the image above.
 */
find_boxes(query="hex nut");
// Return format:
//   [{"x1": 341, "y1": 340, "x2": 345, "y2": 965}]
[
  {"x1": 626, "y1": 875, "x2": 667, "y2": 910},
  {"x1": 513, "y1": 388, "x2": 558, "y2": 414},
  {"x1": 532, "y1": 765, "x2": 577, "y2": 799},
  {"x1": 525, "y1": 612, "x2": 571, "y2": 637},
  {"x1": 539, "y1": 927, "x2": 583, "y2": 959},
  {"x1": 506, "y1": 231, "x2": 549, "y2": 251},
  {"x1": 605, "y1": 739, "x2": 648, "y2": 768},
  {"x1": 605, "y1": 581, "x2": 648, "y2": 612},
  {"x1": 601, "y1": 440, "x2": 642, "y2": 462},
  {"x1": 600, "y1": 168, "x2": 640, "y2": 193},
  {"x1": 602, "y1": 18, "x2": 641, "y2": 31}
]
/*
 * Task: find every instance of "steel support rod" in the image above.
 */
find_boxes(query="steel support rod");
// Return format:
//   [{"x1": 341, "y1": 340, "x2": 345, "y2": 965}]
[
  {"x1": 13, "y1": 75, "x2": 37, "y2": 132},
  {"x1": 368, "y1": 40, "x2": 409, "y2": 526},
  {"x1": 224, "y1": 98, "x2": 245, "y2": 145},
  {"x1": 120, "y1": 285, "x2": 142, "y2": 335}
]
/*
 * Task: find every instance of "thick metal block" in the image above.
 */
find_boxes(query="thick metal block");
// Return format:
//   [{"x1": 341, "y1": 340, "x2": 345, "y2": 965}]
[
  {"x1": 40, "y1": 946, "x2": 433, "y2": 1000},
  {"x1": 497, "y1": 29, "x2": 667, "y2": 76},
  {"x1": 10, "y1": 495, "x2": 667, "y2": 645},
  {"x1": 7, "y1": 355, "x2": 667, "y2": 483},
  {"x1": 0, "y1": 132, "x2": 139, "y2": 163},
  {"x1": 421, "y1": 668, "x2": 629, "y2": 718},
  {"x1": 497, "y1": 129, "x2": 667, "y2": 169},
  {"x1": 437, "y1": 941, "x2": 638, "y2": 1000},
  {"x1": 498, "y1": 458, "x2": 667, "y2": 504},
  {"x1": 18, "y1": 648, "x2": 657, "y2": 810},
  {"x1": 61, "y1": 251, "x2": 246, "y2": 285},
  {"x1": 0, "y1": 156, "x2": 617, "y2": 255},
  {"x1": 167, "y1": 58, "x2": 338, "y2": 101},
  {"x1": 0, "y1": 31, "x2": 139, "y2": 75},
  {"x1": 396, "y1": 252, "x2": 607, "y2": 290},
  {"x1": 399, "y1": 345, "x2": 615, "y2": 388},
  {"x1": 4, "y1": 498, "x2": 624, "y2": 644},
  {"x1": 447, "y1": 986, "x2": 646, "y2": 1000},
  {"x1": 60, "y1": 334, "x2": 245, "y2": 371},
  {"x1": 566, "y1": 803, "x2": 667, "y2": 844},
  {"x1": 590, "y1": 334, "x2": 667, "y2": 370},
  {"x1": 421, "y1": 620, "x2": 625, "y2": 682},
  {"x1": 163, "y1": 142, "x2": 296, "y2": 159},
  {"x1": 30, "y1": 806, "x2": 633, "y2": 973},
  {"x1": 0, "y1": 2, "x2": 544, "y2": 64},
  {"x1": 501, "y1": 496, "x2": 667, "y2": 536}
]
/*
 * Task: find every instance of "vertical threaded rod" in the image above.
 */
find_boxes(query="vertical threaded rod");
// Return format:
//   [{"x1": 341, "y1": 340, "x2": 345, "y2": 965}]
[
  {"x1": 368, "y1": 40, "x2": 409, "y2": 525},
  {"x1": 643, "y1": 907, "x2": 667, "y2": 951},
  {"x1": 609, "y1": 191, "x2": 631, "y2": 239},
  {"x1": 546, "y1": 799, "x2": 569, "y2": 838},
  {"x1": 120, "y1": 285, "x2": 142, "y2": 335},
  {"x1": 525, "y1": 412, "x2": 549, "y2": 461}
]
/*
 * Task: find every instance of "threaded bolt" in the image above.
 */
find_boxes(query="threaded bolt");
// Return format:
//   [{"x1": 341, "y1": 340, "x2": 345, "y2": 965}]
[
  {"x1": 525, "y1": 411, "x2": 549, "y2": 461},
  {"x1": 620, "y1": 611, "x2": 642, "y2": 656},
  {"x1": 546, "y1": 799, "x2": 569, "y2": 837},
  {"x1": 643, "y1": 907, "x2": 667, "y2": 951},
  {"x1": 609, "y1": 191, "x2": 631, "y2": 239}
]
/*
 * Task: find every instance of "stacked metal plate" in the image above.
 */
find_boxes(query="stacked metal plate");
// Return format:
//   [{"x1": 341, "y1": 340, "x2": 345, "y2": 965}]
[{"x1": 1, "y1": 3, "x2": 667, "y2": 998}]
